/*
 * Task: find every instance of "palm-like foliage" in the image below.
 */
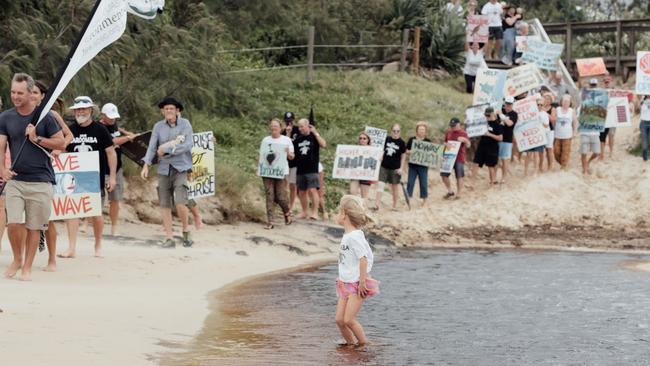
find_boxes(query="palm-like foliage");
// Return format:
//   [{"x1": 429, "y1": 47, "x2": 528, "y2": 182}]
[{"x1": 420, "y1": 12, "x2": 466, "y2": 73}]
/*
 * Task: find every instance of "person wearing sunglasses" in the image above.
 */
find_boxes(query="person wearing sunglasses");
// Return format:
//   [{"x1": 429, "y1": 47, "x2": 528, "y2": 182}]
[
  {"x1": 376, "y1": 124, "x2": 406, "y2": 210},
  {"x1": 350, "y1": 132, "x2": 372, "y2": 198}
]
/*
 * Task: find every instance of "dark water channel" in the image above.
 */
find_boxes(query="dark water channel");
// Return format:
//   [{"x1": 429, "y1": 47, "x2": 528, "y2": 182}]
[{"x1": 164, "y1": 250, "x2": 650, "y2": 365}]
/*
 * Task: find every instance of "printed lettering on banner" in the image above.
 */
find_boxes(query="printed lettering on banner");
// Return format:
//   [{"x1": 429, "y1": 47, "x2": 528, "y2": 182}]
[
  {"x1": 332, "y1": 145, "x2": 382, "y2": 180},
  {"x1": 515, "y1": 35, "x2": 540, "y2": 53},
  {"x1": 513, "y1": 96, "x2": 547, "y2": 151},
  {"x1": 466, "y1": 15, "x2": 489, "y2": 43},
  {"x1": 635, "y1": 51, "x2": 650, "y2": 95},
  {"x1": 188, "y1": 132, "x2": 216, "y2": 199},
  {"x1": 504, "y1": 63, "x2": 541, "y2": 97},
  {"x1": 364, "y1": 126, "x2": 388, "y2": 149},
  {"x1": 465, "y1": 102, "x2": 500, "y2": 138},
  {"x1": 259, "y1": 142, "x2": 289, "y2": 179},
  {"x1": 408, "y1": 140, "x2": 444, "y2": 168},
  {"x1": 605, "y1": 90, "x2": 633, "y2": 128},
  {"x1": 50, "y1": 151, "x2": 102, "y2": 220},
  {"x1": 578, "y1": 88, "x2": 609, "y2": 133},
  {"x1": 576, "y1": 57, "x2": 608, "y2": 77},
  {"x1": 439, "y1": 141, "x2": 462, "y2": 174},
  {"x1": 473, "y1": 68, "x2": 507, "y2": 107},
  {"x1": 521, "y1": 38, "x2": 564, "y2": 71}
]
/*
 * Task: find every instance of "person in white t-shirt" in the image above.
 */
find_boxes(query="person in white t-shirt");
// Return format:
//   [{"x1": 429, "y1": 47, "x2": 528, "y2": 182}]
[
  {"x1": 639, "y1": 95, "x2": 650, "y2": 161},
  {"x1": 335, "y1": 195, "x2": 379, "y2": 349},
  {"x1": 464, "y1": 42, "x2": 488, "y2": 93},
  {"x1": 481, "y1": 0, "x2": 504, "y2": 60},
  {"x1": 259, "y1": 118, "x2": 294, "y2": 229},
  {"x1": 554, "y1": 94, "x2": 578, "y2": 169}
]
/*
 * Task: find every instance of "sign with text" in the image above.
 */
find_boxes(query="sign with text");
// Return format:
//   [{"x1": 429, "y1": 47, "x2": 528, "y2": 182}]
[
  {"x1": 188, "y1": 132, "x2": 216, "y2": 199},
  {"x1": 364, "y1": 126, "x2": 388, "y2": 149},
  {"x1": 505, "y1": 63, "x2": 541, "y2": 97},
  {"x1": 576, "y1": 57, "x2": 608, "y2": 77},
  {"x1": 332, "y1": 145, "x2": 382, "y2": 180},
  {"x1": 513, "y1": 97, "x2": 547, "y2": 151},
  {"x1": 121, "y1": 130, "x2": 155, "y2": 166},
  {"x1": 473, "y1": 68, "x2": 507, "y2": 107},
  {"x1": 605, "y1": 90, "x2": 633, "y2": 128},
  {"x1": 466, "y1": 15, "x2": 489, "y2": 43},
  {"x1": 408, "y1": 140, "x2": 444, "y2": 168},
  {"x1": 465, "y1": 102, "x2": 500, "y2": 138},
  {"x1": 440, "y1": 141, "x2": 462, "y2": 174},
  {"x1": 50, "y1": 151, "x2": 101, "y2": 220},
  {"x1": 521, "y1": 38, "x2": 564, "y2": 71},
  {"x1": 515, "y1": 35, "x2": 541, "y2": 53},
  {"x1": 578, "y1": 88, "x2": 609, "y2": 133},
  {"x1": 258, "y1": 142, "x2": 289, "y2": 179},
  {"x1": 635, "y1": 51, "x2": 650, "y2": 95}
]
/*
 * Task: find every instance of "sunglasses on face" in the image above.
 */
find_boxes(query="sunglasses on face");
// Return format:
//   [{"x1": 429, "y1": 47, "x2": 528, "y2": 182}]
[{"x1": 392, "y1": 129, "x2": 400, "y2": 133}]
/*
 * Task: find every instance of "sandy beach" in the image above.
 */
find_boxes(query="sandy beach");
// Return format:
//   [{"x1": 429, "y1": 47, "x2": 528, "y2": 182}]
[{"x1": 0, "y1": 220, "x2": 339, "y2": 366}]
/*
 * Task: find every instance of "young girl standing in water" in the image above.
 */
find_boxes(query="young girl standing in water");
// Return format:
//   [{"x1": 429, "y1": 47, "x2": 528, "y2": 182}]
[{"x1": 335, "y1": 195, "x2": 379, "y2": 348}]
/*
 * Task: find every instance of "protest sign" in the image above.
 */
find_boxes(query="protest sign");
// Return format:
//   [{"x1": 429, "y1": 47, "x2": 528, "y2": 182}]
[
  {"x1": 504, "y1": 63, "x2": 541, "y2": 97},
  {"x1": 473, "y1": 68, "x2": 507, "y2": 107},
  {"x1": 605, "y1": 90, "x2": 633, "y2": 128},
  {"x1": 188, "y1": 132, "x2": 216, "y2": 199},
  {"x1": 440, "y1": 141, "x2": 462, "y2": 174},
  {"x1": 578, "y1": 88, "x2": 609, "y2": 133},
  {"x1": 465, "y1": 102, "x2": 500, "y2": 138},
  {"x1": 515, "y1": 35, "x2": 540, "y2": 53},
  {"x1": 466, "y1": 15, "x2": 489, "y2": 43},
  {"x1": 576, "y1": 57, "x2": 608, "y2": 77},
  {"x1": 364, "y1": 126, "x2": 388, "y2": 149},
  {"x1": 513, "y1": 97, "x2": 546, "y2": 151},
  {"x1": 408, "y1": 140, "x2": 444, "y2": 168},
  {"x1": 258, "y1": 142, "x2": 289, "y2": 179},
  {"x1": 332, "y1": 145, "x2": 382, "y2": 180},
  {"x1": 635, "y1": 51, "x2": 650, "y2": 95},
  {"x1": 50, "y1": 151, "x2": 101, "y2": 220},
  {"x1": 521, "y1": 38, "x2": 564, "y2": 71},
  {"x1": 121, "y1": 131, "x2": 154, "y2": 166}
]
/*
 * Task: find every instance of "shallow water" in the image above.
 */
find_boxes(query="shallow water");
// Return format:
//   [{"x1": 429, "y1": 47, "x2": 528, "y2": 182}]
[{"x1": 164, "y1": 250, "x2": 650, "y2": 365}]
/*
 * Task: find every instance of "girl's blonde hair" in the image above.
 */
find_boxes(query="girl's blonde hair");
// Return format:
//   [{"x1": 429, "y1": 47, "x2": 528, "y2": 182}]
[
  {"x1": 415, "y1": 121, "x2": 428, "y2": 134},
  {"x1": 338, "y1": 194, "x2": 374, "y2": 228}
]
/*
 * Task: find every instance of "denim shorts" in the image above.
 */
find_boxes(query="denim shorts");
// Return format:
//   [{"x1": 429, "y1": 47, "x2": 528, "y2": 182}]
[{"x1": 498, "y1": 142, "x2": 513, "y2": 159}]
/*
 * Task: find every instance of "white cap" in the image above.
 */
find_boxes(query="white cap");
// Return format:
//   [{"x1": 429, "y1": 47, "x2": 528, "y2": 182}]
[
  {"x1": 101, "y1": 103, "x2": 120, "y2": 119},
  {"x1": 69, "y1": 96, "x2": 96, "y2": 110},
  {"x1": 589, "y1": 78, "x2": 598, "y2": 85},
  {"x1": 504, "y1": 96, "x2": 515, "y2": 104}
]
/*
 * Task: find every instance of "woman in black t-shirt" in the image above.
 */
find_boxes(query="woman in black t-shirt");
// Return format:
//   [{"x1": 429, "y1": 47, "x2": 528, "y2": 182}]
[
  {"x1": 405, "y1": 121, "x2": 431, "y2": 205},
  {"x1": 473, "y1": 107, "x2": 503, "y2": 185}
]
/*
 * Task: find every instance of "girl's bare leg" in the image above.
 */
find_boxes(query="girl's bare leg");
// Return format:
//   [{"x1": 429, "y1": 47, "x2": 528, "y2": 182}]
[
  {"x1": 335, "y1": 297, "x2": 356, "y2": 345},
  {"x1": 360, "y1": 184, "x2": 369, "y2": 199},
  {"x1": 343, "y1": 295, "x2": 368, "y2": 345}
]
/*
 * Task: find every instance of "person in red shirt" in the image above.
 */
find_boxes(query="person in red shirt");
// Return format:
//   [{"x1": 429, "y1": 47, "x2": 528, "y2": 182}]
[{"x1": 441, "y1": 118, "x2": 471, "y2": 199}]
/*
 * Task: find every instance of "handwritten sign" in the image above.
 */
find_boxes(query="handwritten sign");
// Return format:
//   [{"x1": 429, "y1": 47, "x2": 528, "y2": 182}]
[
  {"x1": 473, "y1": 68, "x2": 507, "y2": 107},
  {"x1": 465, "y1": 102, "x2": 500, "y2": 138},
  {"x1": 408, "y1": 140, "x2": 443, "y2": 168},
  {"x1": 440, "y1": 141, "x2": 461, "y2": 174},
  {"x1": 466, "y1": 15, "x2": 489, "y2": 43},
  {"x1": 516, "y1": 35, "x2": 540, "y2": 53},
  {"x1": 188, "y1": 132, "x2": 215, "y2": 199},
  {"x1": 521, "y1": 38, "x2": 564, "y2": 71},
  {"x1": 505, "y1": 63, "x2": 541, "y2": 97},
  {"x1": 576, "y1": 57, "x2": 608, "y2": 77},
  {"x1": 605, "y1": 90, "x2": 633, "y2": 128},
  {"x1": 50, "y1": 151, "x2": 102, "y2": 220},
  {"x1": 258, "y1": 142, "x2": 289, "y2": 179},
  {"x1": 513, "y1": 97, "x2": 546, "y2": 151},
  {"x1": 364, "y1": 126, "x2": 388, "y2": 149},
  {"x1": 332, "y1": 145, "x2": 382, "y2": 180},
  {"x1": 636, "y1": 51, "x2": 650, "y2": 95},
  {"x1": 579, "y1": 88, "x2": 609, "y2": 133}
]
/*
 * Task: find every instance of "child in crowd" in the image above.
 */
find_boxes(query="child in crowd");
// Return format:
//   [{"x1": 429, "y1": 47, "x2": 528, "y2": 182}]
[{"x1": 335, "y1": 195, "x2": 379, "y2": 348}]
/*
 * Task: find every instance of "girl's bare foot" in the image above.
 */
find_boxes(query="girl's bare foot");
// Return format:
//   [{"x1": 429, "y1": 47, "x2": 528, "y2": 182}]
[
  {"x1": 19, "y1": 269, "x2": 32, "y2": 281},
  {"x1": 42, "y1": 263, "x2": 57, "y2": 272},
  {"x1": 4, "y1": 261, "x2": 22, "y2": 278}
]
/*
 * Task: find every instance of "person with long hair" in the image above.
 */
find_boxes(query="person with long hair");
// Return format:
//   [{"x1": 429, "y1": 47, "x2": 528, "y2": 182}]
[
  {"x1": 405, "y1": 121, "x2": 431, "y2": 206},
  {"x1": 350, "y1": 132, "x2": 372, "y2": 199}
]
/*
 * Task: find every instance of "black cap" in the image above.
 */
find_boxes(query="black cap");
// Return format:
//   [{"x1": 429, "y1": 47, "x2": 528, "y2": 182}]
[
  {"x1": 484, "y1": 106, "x2": 494, "y2": 116},
  {"x1": 284, "y1": 111, "x2": 295, "y2": 122},
  {"x1": 157, "y1": 97, "x2": 183, "y2": 112},
  {"x1": 449, "y1": 117, "x2": 460, "y2": 126}
]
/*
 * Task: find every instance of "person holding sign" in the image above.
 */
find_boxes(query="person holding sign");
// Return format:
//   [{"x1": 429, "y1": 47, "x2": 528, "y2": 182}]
[
  {"x1": 405, "y1": 122, "x2": 432, "y2": 206},
  {"x1": 639, "y1": 95, "x2": 650, "y2": 161},
  {"x1": 498, "y1": 96, "x2": 518, "y2": 184},
  {"x1": 473, "y1": 107, "x2": 503, "y2": 185},
  {"x1": 464, "y1": 42, "x2": 488, "y2": 94},
  {"x1": 441, "y1": 118, "x2": 471, "y2": 199},
  {"x1": 294, "y1": 119, "x2": 326, "y2": 220},
  {"x1": 350, "y1": 132, "x2": 373, "y2": 198},
  {"x1": 377, "y1": 124, "x2": 407, "y2": 210},
  {"x1": 141, "y1": 97, "x2": 194, "y2": 248},
  {"x1": 0, "y1": 73, "x2": 66, "y2": 281},
  {"x1": 58, "y1": 96, "x2": 117, "y2": 259},
  {"x1": 259, "y1": 119, "x2": 294, "y2": 229},
  {"x1": 554, "y1": 95, "x2": 578, "y2": 169}
]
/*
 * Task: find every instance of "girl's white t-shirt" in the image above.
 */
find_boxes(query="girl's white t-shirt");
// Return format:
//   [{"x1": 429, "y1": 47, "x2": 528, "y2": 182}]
[
  {"x1": 555, "y1": 107, "x2": 574, "y2": 139},
  {"x1": 641, "y1": 99, "x2": 650, "y2": 121},
  {"x1": 463, "y1": 51, "x2": 487, "y2": 76},
  {"x1": 338, "y1": 229, "x2": 374, "y2": 283}
]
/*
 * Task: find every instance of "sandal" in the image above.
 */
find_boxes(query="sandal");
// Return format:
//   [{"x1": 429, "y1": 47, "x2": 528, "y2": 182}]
[
  {"x1": 284, "y1": 213, "x2": 293, "y2": 225},
  {"x1": 264, "y1": 223, "x2": 274, "y2": 230},
  {"x1": 443, "y1": 192, "x2": 455, "y2": 199}
]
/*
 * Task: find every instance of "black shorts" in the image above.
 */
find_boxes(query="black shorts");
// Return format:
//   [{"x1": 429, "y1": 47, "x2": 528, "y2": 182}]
[
  {"x1": 359, "y1": 180, "x2": 371, "y2": 186},
  {"x1": 488, "y1": 26, "x2": 503, "y2": 40},
  {"x1": 599, "y1": 128, "x2": 609, "y2": 143},
  {"x1": 474, "y1": 151, "x2": 498, "y2": 168},
  {"x1": 297, "y1": 173, "x2": 320, "y2": 190}
]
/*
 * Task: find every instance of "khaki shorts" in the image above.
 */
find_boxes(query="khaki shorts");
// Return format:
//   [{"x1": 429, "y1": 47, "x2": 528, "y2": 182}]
[
  {"x1": 288, "y1": 167, "x2": 297, "y2": 184},
  {"x1": 106, "y1": 168, "x2": 125, "y2": 202},
  {"x1": 158, "y1": 167, "x2": 189, "y2": 209},
  {"x1": 5, "y1": 180, "x2": 53, "y2": 230}
]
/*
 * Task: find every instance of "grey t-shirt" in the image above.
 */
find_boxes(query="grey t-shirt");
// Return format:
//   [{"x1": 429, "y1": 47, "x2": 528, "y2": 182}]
[{"x1": 0, "y1": 108, "x2": 61, "y2": 184}]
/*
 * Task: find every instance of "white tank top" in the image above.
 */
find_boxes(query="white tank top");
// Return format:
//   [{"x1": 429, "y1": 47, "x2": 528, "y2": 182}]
[{"x1": 555, "y1": 107, "x2": 573, "y2": 139}]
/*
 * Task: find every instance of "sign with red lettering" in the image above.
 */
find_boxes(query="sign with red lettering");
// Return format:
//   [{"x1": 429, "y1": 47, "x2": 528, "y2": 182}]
[
  {"x1": 605, "y1": 90, "x2": 633, "y2": 128},
  {"x1": 513, "y1": 96, "x2": 547, "y2": 151},
  {"x1": 50, "y1": 151, "x2": 102, "y2": 220}
]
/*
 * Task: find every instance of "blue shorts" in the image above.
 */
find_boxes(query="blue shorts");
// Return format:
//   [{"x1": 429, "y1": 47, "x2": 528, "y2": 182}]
[{"x1": 498, "y1": 142, "x2": 513, "y2": 159}]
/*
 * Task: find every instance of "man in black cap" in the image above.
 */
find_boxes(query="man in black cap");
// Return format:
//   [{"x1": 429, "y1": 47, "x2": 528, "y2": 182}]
[
  {"x1": 141, "y1": 97, "x2": 194, "y2": 248},
  {"x1": 282, "y1": 111, "x2": 300, "y2": 210},
  {"x1": 441, "y1": 117, "x2": 471, "y2": 199},
  {"x1": 473, "y1": 106, "x2": 503, "y2": 185}
]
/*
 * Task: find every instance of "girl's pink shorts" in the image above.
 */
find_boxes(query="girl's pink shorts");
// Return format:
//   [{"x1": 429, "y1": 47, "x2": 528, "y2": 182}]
[{"x1": 336, "y1": 277, "x2": 380, "y2": 299}]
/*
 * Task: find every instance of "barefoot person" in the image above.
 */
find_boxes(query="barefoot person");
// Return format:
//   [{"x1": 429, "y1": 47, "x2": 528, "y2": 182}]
[
  {"x1": 498, "y1": 96, "x2": 517, "y2": 183},
  {"x1": 376, "y1": 124, "x2": 406, "y2": 210},
  {"x1": 293, "y1": 118, "x2": 326, "y2": 220},
  {"x1": 282, "y1": 111, "x2": 300, "y2": 210},
  {"x1": 99, "y1": 103, "x2": 137, "y2": 236},
  {"x1": 141, "y1": 97, "x2": 194, "y2": 248},
  {"x1": 0, "y1": 73, "x2": 65, "y2": 281},
  {"x1": 441, "y1": 117, "x2": 470, "y2": 199},
  {"x1": 350, "y1": 132, "x2": 372, "y2": 198},
  {"x1": 58, "y1": 96, "x2": 117, "y2": 259},
  {"x1": 335, "y1": 195, "x2": 379, "y2": 348},
  {"x1": 260, "y1": 118, "x2": 294, "y2": 229},
  {"x1": 405, "y1": 121, "x2": 431, "y2": 206},
  {"x1": 473, "y1": 107, "x2": 503, "y2": 185},
  {"x1": 554, "y1": 94, "x2": 578, "y2": 169}
]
